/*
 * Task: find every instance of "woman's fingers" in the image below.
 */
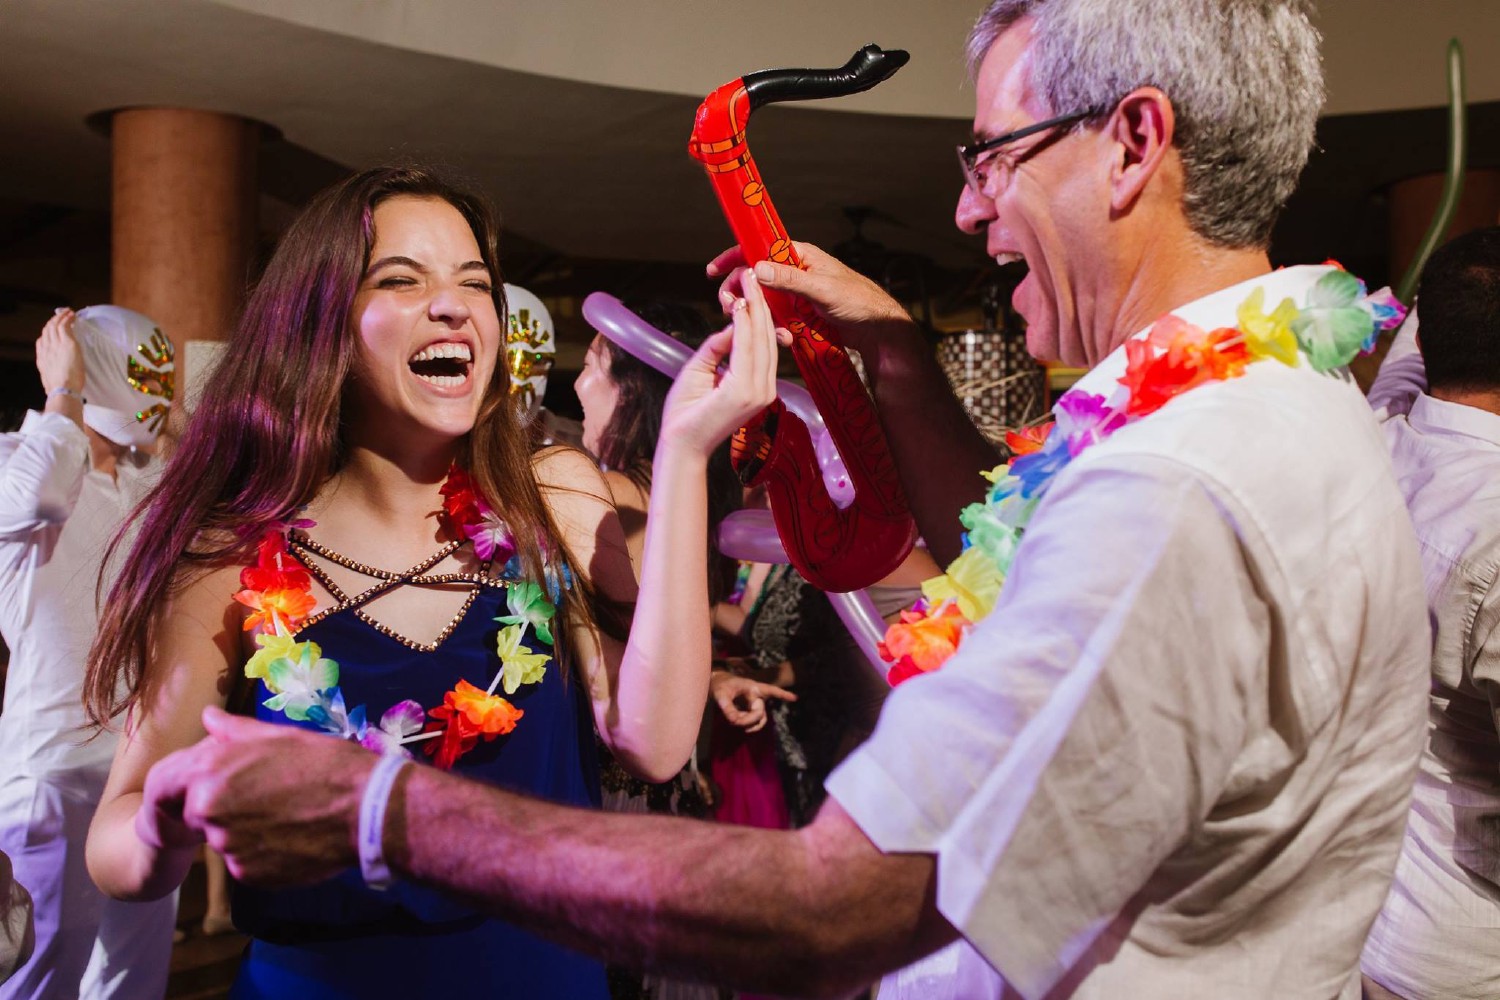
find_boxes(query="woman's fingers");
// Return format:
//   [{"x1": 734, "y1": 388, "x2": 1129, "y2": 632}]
[
  {"x1": 757, "y1": 683, "x2": 798, "y2": 703},
  {"x1": 706, "y1": 245, "x2": 747, "y2": 278}
]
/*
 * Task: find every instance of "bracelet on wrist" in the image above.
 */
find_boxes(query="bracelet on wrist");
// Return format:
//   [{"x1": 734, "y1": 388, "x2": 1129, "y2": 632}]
[
  {"x1": 358, "y1": 753, "x2": 411, "y2": 891},
  {"x1": 47, "y1": 386, "x2": 85, "y2": 403}
]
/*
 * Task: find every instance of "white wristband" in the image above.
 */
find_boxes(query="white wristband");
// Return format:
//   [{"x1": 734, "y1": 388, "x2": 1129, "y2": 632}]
[{"x1": 358, "y1": 753, "x2": 411, "y2": 891}]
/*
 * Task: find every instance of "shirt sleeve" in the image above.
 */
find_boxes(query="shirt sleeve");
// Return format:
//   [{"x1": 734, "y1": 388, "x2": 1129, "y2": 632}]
[
  {"x1": 0, "y1": 411, "x2": 89, "y2": 541},
  {"x1": 826, "y1": 452, "x2": 1269, "y2": 1000},
  {"x1": 1368, "y1": 310, "x2": 1426, "y2": 419}
]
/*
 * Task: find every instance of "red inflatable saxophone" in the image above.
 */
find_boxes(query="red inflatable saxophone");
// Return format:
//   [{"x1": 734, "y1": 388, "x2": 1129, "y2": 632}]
[{"x1": 689, "y1": 45, "x2": 918, "y2": 593}]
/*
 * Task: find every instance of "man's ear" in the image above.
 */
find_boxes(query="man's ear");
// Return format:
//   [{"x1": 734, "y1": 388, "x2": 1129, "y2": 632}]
[{"x1": 1107, "y1": 86, "x2": 1176, "y2": 214}]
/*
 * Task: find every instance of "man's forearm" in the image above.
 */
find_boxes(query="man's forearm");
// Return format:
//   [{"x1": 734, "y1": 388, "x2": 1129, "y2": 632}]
[
  {"x1": 860, "y1": 320, "x2": 1001, "y2": 564},
  {"x1": 387, "y1": 765, "x2": 949, "y2": 997}
]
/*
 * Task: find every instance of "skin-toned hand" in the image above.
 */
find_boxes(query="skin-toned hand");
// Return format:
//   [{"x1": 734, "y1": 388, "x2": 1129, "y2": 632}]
[
  {"x1": 36, "y1": 308, "x2": 85, "y2": 395},
  {"x1": 142, "y1": 707, "x2": 372, "y2": 886},
  {"x1": 710, "y1": 669, "x2": 797, "y2": 734},
  {"x1": 37, "y1": 308, "x2": 87, "y2": 431},
  {"x1": 706, "y1": 242, "x2": 915, "y2": 355},
  {"x1": 660, "y1": 270, "x2": 782, "y2": 456}
]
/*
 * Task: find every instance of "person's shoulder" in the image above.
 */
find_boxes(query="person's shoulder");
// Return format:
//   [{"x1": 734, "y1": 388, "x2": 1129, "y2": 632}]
[
  {"x1": 600, "y1": 469, "x2": 648, "y2": 515},
  {"x1": 532, "y1": 444, "x2": 609, "y2": 497},
  {"x1": 1101, "y1": 362, "x2": 1381, "y2": 477}
]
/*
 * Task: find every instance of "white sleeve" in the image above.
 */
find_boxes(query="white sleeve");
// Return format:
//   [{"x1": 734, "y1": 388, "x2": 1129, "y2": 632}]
[
  {"x1": 826, "y1": 453, "x2": 1267, "y2": 999},
  {"x1": 0, "y1": 850, "x2": 33, "y2": 985},
  {"x1": 1367, "y1": 310, "x2": 1425, "y2": 419},
  {"x1": 0, "y1": 411, "x2": 89, "y2": 540}
]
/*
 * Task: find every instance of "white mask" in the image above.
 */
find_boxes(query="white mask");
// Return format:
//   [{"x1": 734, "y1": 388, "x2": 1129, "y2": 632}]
[
  {"x1": 74, "y1": 305, "x2": 175, "y2": 449},
  {"x1": 503, "y1": 284, "x2": 555, "y2": 424}
]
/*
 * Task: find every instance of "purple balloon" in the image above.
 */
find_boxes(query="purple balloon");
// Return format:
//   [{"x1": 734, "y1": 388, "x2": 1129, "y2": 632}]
[
  {"x1": 828, "y1": 590, "x2": 892, "y2": 681},
  {"x1": 583, "y1": 291, "x2": 855, "y2": 511},
  {"x1": 582, "y1": 292, "x2": 694, "y2": 377},
  {"x1": 716, "y1": 509, "x2": 788, "y2": 564}
]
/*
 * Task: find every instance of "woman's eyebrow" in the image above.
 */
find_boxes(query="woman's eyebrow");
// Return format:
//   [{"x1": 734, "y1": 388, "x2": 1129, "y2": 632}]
[{"x1": 366, "y1": 254, "x2": 428, "y2": 275}]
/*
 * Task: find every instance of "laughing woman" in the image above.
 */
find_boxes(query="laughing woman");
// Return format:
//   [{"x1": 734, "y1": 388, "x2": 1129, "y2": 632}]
[{"x1": 81, "y1": 167, "x2": 777, "y2": 998}]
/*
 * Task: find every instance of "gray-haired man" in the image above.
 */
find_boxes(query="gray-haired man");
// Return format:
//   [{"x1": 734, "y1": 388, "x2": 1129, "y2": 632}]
[{"x1": 138, "y1": 2, "x2": 1428, "y2": 997}]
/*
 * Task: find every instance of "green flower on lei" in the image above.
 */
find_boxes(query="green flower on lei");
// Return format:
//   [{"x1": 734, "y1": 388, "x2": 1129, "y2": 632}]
[
  {"x1": 261, "y1": 641, "x2": 340, "y2": 722},
  {"x1": 1289, "y1": 270, "x2": 1380, "y2": 372},
  {"x1": 494, "y1": 579, "x2": 556, "y2": 645}
]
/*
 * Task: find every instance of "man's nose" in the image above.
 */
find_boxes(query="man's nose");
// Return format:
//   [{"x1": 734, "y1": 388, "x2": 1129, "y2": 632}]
[{"x1": 955, "y1": 182, "x2": 995, "y2": 236}]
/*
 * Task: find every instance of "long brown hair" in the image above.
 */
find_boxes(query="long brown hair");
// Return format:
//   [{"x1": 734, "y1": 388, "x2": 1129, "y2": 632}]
[{"x1": 85, "y1": 166, "x2": 580, "y2": 725}]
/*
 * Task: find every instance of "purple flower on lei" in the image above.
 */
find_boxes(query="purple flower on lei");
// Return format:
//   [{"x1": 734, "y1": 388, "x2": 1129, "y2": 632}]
[
  {"x1": 1358, "y1": 283, "x2": 1407, "y2": 339},
  {"x1": 463, "y1": 509, "x2": 517, "y2": 563},
  {"x1": 1054, "y1": 391, "x2": 1127, "y2": 456},
  {"x1": 355, "y1": 699, "x2": 425, "y2": 758}
]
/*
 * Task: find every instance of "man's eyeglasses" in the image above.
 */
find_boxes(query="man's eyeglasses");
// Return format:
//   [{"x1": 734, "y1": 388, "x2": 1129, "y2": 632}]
[{"x1": 957, "y1": 108, "x2": 1097, "y2": 196}]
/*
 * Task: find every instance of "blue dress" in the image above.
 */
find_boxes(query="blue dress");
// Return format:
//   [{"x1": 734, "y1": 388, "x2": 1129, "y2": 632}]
[{"x1": 230, "y1": 546, "x2": 607, "y2": 1000}]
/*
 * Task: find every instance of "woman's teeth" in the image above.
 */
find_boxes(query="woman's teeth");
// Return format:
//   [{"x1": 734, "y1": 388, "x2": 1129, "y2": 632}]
[
  {"x1": 409, "y1": 343, "x2": 472, "y2": 363},
  {"x1": 413, "y1": 372, "x2": 466, "y2": 387}
]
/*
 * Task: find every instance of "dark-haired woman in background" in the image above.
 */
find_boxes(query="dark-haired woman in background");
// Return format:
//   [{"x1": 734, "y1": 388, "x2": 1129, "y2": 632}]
[{"x1": 80, "y1": 167, "x2": 778, "y2": 998}]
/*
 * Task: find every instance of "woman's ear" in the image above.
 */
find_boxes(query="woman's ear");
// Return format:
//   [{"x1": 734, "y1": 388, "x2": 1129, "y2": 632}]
[{"x1": 1106, "y1": 86, "x2": 1176, "y2": 215}]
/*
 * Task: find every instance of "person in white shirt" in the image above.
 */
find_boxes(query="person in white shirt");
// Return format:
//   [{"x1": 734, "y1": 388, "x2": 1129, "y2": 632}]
[
  {"x1": 0, "y1": 308, "x2": 177, "y2": 999},
  {"x1": 1362, "y1": 226, "x2": 1500, "y2": 1000},
  {"x1": 126, "y1": 1, "x2": 1430, "y2": 997}
]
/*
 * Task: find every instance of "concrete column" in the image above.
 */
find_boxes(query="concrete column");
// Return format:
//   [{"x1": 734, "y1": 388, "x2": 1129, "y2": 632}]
[{"x1": 111, "y1": 108, "x2": 260, "y2": 352}]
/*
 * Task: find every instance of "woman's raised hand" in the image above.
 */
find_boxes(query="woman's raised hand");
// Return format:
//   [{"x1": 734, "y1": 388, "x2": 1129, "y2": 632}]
[
  {"x1": 660, "y1": 270, "x2": 781, "y2": 456},
  {"x1": 37, "y1": 307, "x2": 84, "y2": 397}
]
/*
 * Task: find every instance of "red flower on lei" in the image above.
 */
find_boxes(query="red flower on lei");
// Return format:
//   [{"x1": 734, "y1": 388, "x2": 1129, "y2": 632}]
[
  {"x1": 1004, "y1": 423, "x2": 1053, "y2": 457},
  {"x1": 438, "y1": 464, "x2": 486, "y2": 539},
  {"x1": 232, "y1": 533, "x2": 316, "y2": 633},
  {"x1": 423, "y1": 680, "x2": 524, "y2": 770},
  {"x1": 1118, "y1": 316, "x2": 1251, "y2": 418},
  {"x1": 880, "y1": 602, "x2": 969, "y2": 686}
]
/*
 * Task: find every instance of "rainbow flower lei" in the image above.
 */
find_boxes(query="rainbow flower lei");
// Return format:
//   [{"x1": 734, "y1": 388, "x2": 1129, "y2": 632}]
[
  {"x1": 880, "y1": 267, "x2": 1406, "y2": 685},
  {"x1": 232, "y1": 465, "x2": 555, "y2": 770}
]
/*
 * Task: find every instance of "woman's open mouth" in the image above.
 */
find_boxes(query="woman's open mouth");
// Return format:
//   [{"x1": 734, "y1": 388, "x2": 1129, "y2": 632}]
[{"x1": 408, "y1": 342, "x2": 473, "y2": 388}]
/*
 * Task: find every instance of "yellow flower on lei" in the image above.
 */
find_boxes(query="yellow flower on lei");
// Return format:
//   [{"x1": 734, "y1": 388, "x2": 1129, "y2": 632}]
[
  {"x1": 244, "y1": 628, "x2": 320, "y2": 684},
  {"x1": 921, "y1": 545, "x2": 1004, "y2": 624},
  {"x1": 1236, "y1": 287, "x2": 1300, "y2": 366},
  {"x1": 495, "y1": 623, "x2": 549, "y2": 695}
]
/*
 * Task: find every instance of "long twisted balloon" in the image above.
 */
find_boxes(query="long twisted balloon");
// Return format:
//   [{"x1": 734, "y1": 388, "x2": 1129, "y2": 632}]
[{"x1": 688, "y1": 45, "x2": 918, "y2": 593}]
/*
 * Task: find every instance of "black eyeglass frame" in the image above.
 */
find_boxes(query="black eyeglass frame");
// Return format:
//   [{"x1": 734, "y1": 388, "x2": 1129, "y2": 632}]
[{"x1": 957, "y1": 108, "x2": 1099, "y2": 194}]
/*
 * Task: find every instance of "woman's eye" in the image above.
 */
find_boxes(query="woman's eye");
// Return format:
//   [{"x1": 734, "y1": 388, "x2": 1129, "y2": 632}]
[
  {"x1": 464, "y1": 280, "x2": 493, "y2": 293},
  {"x1": 377, "y1": 275, "x2": 417, "y2": 289}
]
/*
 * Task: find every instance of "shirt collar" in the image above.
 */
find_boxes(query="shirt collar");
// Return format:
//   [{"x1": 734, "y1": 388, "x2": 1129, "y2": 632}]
[
  {"x1": 1070, "y1": 264, "x2": 1337, "y2": 399},
  {"x1": 1408, "y1": 393, "x2": 1500, "y2": 448}
]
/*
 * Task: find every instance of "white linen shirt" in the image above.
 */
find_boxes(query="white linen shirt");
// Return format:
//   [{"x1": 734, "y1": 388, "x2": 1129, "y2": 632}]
[
  {"x1": 1361, "y1": 319, "x2": 1500, "y2": 999},
  {"x1": 0, "y1": 411, "x2": 154, "y2": 781},
  {"x1": 828, "y1": 266, "x2": 1431, "y2": 1000}
]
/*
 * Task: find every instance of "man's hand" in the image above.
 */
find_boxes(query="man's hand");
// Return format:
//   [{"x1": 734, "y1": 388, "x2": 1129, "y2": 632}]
[
  {"x1": 710, "y1": 669, "x2": 797, "y2": 734},
  {"x1": 143, "y1": 707, "x2": 376, "y2": 887},
  {"x1": 707, "y1": 241, "x2": 918, "y2": 357},
  {"x1": 37, "y1": 308, "x2": 85, "y2": 396}
]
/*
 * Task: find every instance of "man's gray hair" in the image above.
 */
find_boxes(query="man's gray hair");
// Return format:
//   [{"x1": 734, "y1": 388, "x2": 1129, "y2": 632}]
[{"x1": 967, "y1": 0, "x2": 1323, "y2": 249}]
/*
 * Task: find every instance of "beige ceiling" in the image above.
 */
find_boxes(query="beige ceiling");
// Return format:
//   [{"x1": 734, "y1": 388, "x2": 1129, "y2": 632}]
[
  {"x1": 1, "y1": 0, "x2": 1497, "y2": 274},
  {"x1": 212, "y1": 0, "x2": 1500, "y2": 118}
]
